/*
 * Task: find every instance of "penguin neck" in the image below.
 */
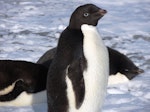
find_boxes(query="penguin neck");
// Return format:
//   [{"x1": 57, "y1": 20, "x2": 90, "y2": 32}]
[
  {"x1": 67, "y1": 26, "x2": 82, "y2": 34},
  {"x1": 54, "y1": 27, "x2": 84, "y2": 69},
  {"x1": 57, "y1": 27, "x2": 83, "y2": 55},
  {"x1": 69, "y1": 17, "x2": 82, "y2": 30}
]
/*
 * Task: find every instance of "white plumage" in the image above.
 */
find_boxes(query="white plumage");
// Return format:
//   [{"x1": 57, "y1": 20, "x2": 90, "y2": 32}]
[{"x1": 66, "y1": 24, "x2": 109, "y2": 112}]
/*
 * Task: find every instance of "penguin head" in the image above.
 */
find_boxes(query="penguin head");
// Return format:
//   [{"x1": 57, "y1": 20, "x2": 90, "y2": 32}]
[
  {"x1": 69, "y1": 4, "x2": 107, "y2": 29},
  {"x1": 120, "y1": 67, "x2": 144, "y2": 80},
  {"x1": 119, "y1": 59, "x2": 144, "y2": 80}
]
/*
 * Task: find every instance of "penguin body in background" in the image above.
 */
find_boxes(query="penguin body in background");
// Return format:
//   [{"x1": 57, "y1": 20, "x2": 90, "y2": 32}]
[
  {"x1": 0, "y1": 60, "x2": 48, "y2": 106},
  {"x1": 37, "y1": 47, "x2": 143, "y2": 82},
  {"x1": 47, "y1": 4, "x2": 109, "y2": 112}
]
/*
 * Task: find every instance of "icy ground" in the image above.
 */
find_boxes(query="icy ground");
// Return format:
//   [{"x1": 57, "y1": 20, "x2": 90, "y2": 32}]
[{"x1": 0, "y1": 0, "x2": 150, "y2": 112}]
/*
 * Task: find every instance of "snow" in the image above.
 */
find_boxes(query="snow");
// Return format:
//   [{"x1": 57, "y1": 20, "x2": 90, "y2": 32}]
[{"x1": 0, "y1": 0, "x2": 150, "y2": 112}]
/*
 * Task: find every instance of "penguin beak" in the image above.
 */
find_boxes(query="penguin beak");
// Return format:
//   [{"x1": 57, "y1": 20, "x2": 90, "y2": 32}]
[
  {"x1": 132, "y1": 68, "x2": 144, "y2": 74},
  {"x1": 99, "y1": 9, "x2": 107, "y2": 16},
  {"x1": 136, "y1": 68, "x2": 144, "y2": 74}
]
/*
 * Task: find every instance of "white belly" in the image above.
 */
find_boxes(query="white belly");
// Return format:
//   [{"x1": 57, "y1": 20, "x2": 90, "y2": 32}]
[
  {"x1": 108, "y1": 72, "x2": 129, "y2": 86},
  {"x1": 67, "y1": 24, "x2": 109, "y2": 112},
  {"x1": 0, "y1": 90, "x2": 47, "y2": 106}
]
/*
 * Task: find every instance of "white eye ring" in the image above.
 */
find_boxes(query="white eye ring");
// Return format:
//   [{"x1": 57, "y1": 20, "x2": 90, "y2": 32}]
[
  {"x1": 84, "y1": 13, "x2": 89, "y2": 17},
  {"x1": 124, "y1": 69, "x2": 129, "y2": 72}
]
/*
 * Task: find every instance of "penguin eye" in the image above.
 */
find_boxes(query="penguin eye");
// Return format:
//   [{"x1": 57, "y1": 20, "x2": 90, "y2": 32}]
[
  {"x1": 83, "y1": 13, "x2": 90, "y2": 17},
  {"x1": 124, "y1": 69, "x2": 129, "y2": 72}
]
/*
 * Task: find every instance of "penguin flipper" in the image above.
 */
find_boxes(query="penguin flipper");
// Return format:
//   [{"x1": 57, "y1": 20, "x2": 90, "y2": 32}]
[
  {"x1": 0, "y1": 80, "x2": 25, "y2": 101},
  {"x1": 67, "y1": 57, "x2": 87, "y2": 109}
]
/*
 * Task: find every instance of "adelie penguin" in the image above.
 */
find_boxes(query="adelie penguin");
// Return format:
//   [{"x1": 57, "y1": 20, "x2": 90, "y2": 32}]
[
  {"x1": 47, "y1": 4, "x2": 109, "y2": 112},
  {"x1": 108, "y1": 48, "x2": 144, "y2": 85},
  {"x1": 0, "y1": 60, "x2": 48, "y2": 106}
]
